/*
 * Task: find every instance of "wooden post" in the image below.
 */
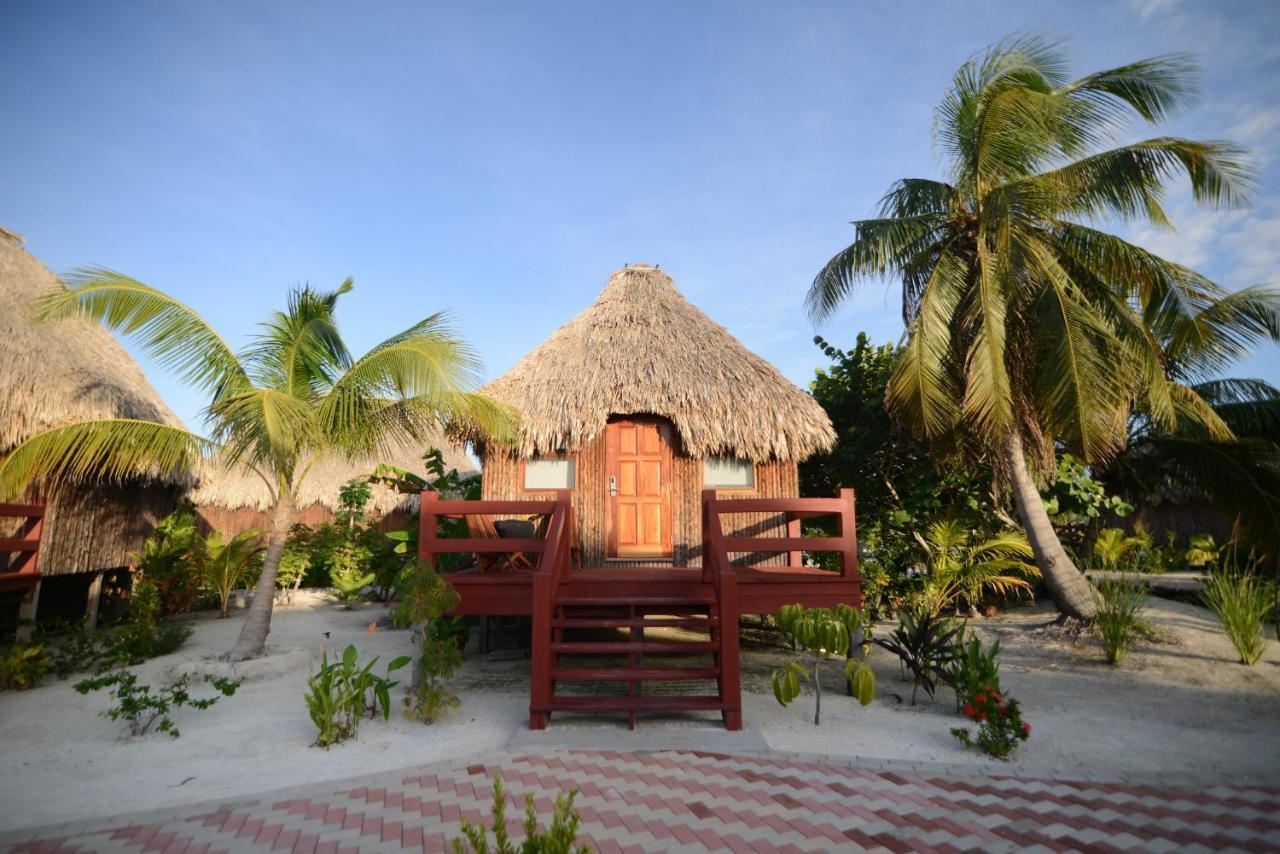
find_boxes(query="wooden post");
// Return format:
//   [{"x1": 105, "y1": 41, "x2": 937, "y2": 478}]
[
  {"x1": 786, "y1": 515, "x2": 802, "y2": 568},
  {"x1": 838, "y1": 488, "x2": 857, "y2": 580},
  {"x1": 718, "y1": 570, "x2": 742, "y2": 731},
  {"x1": 701, "y1": 490, "x2": 717, "y2": 585},
  {"x1": 85, "y1": 571, "x2": 104, "y2": 631},
  {"x1": 418, "y1": 490, "x2": 438, "y2": 570},
  {"x1": 16, "y1": 580, "x2": 40, "y2": 640}
]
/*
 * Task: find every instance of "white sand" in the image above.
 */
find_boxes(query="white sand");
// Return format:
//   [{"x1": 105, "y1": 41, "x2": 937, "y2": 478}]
[{"x1": 2, "y1": 592, "x2": 1277, "y2": 833}]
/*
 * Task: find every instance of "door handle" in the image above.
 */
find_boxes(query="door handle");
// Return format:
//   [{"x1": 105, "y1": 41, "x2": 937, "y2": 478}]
[{"x1": 609, "y1": 475, "x2": 617, "y2": 496}]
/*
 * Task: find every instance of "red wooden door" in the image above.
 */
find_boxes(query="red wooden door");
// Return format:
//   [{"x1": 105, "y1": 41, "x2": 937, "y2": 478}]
[{"x1": 606, "y1": 419, "x2": 673, "y2": 558}]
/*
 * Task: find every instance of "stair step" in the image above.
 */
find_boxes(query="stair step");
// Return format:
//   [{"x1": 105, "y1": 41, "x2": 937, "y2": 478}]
[
  {"x1": 551, "y1": 641, "x2": 716, "y2": 654},
  {"x1": 556, "y1": 593, "x2": 715, "y2": 606},
  {"x1": 552, "y1": 667, "x2": 720, "y2": 682},
  {"x1": 552, "y1": 616, "x2": 716, "y2": 629},
  {"x1": 537, "y1": 695, "x2": 728, "y2": 713}
]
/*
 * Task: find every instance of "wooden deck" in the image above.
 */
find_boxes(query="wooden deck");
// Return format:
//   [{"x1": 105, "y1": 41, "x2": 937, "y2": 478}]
[{"x1": 419, "y1": 489, "x2": 861, "y2": 731}]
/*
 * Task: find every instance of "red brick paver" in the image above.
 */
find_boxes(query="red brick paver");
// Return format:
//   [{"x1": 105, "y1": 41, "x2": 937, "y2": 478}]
[{"x1": 4, "y1": 750, "x2": 1278, "y2": 852}]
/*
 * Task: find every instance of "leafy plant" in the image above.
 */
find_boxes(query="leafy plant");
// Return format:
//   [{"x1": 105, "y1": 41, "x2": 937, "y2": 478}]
[
  {"x1": 331, "y1": 564, "x2": 376, "y2": 608},
  {"x1": 1202, "y1": 558, "x2": 1275, "y2": 665},
  {"x1": 74, "y1": 670, "x2": 240, "y2": 737},
  {"x1": 0, "y1": 640, "x2": 50, "y2": 690},
  {"x1": 305, "y1": 644, "x2": 410, "y2": 747},
  {"x1": 1093, "y1": 528, "x2": 1147, "y2": 570},
  {"x1": 1095, "y1": 576, "x2": 1147, "y2": 665},
  {"x1": 918, "y1": 519, "x2": 1039, "y2": 616},
  {"x1": 203, "y1": 529, "x2": 265, "y2": 617},
  {"x1": 398, "y1": 564, "x2": 464, "y2": 724},
  {"x1": 873, "y1": 607, "x2": 962, "y2": 703},
  {"x1": 771, "y1": 604, "x2": 875, "y2": 725},
  {"x1": 1185, "y1": 534, "x2": 1224, "y2": 569},
  {"x1": 132, "y1": 506, "x2": 204, "y2": 616},
  {"x1": 951, "y1": 682, "x2": 1031, "y2": 759},
  {"x1": 949, "y1": 633, "x2": 1000, "y2": 712},
  {"x1": 451, "y1": 773, "x2": 589, "y2": 854}
]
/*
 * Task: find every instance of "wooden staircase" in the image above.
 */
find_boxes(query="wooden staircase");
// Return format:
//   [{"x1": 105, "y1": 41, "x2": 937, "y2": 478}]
[{"x1": 532, "y1": 576, "x2": 735, "y2": 730}]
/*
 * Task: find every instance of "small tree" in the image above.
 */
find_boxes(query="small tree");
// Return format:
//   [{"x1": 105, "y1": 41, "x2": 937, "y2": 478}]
[
  {"x1": 203, "y1": 530, "x2": 265, "y2": 617},
  {"x1": 771, "y1": 604, "x2": 875, "y2": 725}
]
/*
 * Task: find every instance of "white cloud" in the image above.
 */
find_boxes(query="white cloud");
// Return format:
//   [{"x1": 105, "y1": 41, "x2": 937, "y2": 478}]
[{"x1": 1125, "y1": 0, "x2": 1180, "y2": 21}]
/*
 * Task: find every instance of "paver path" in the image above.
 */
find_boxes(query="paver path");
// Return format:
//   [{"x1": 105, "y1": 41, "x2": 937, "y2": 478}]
[{"x1": 5, "y1": 750, "x2": 1278, "y2": 853}]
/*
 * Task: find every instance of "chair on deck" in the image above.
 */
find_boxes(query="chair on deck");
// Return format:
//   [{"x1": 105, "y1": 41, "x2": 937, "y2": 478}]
[{"x1": 466, "y1": 514, "x2": 539, "y2": 572}]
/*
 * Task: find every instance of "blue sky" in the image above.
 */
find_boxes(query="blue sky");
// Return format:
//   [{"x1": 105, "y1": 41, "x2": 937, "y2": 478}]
[{"x1": 3, "y1": 0, "x2": 1278, "y2": 433}]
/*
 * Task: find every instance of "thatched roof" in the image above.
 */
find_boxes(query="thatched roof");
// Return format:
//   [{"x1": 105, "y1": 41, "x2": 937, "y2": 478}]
[
  {"x1": 0, "y1": 230, "x2": 189, "y2": 486},
  {"x1": 190, "y1": 438, "x2": 476, "y2": 514},
  {"x1": 457, "y1": 264, "x2": 835, "y2": 461}
]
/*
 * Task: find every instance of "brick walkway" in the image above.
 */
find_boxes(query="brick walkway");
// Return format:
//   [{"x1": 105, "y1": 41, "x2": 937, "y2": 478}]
[{"x1": 5, "y1": 750, "x2": 1279, "y2": 853}]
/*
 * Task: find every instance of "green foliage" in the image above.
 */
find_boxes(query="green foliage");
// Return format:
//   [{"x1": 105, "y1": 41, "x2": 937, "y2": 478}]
[
  {"x1": 336, "y1": 478, "x2": 373, "y2": 528},
  {"x1": 451, "y1": 774, "x2": 590, "y2": 854},
  {"x1": 132, "y1": 506, "x2": 204, "y2": 616},
  {"x1": 32, "y1": 613, "x2": 189, "y2": 677},
  {"x1": 397, "y1": 563, "x2": 464, "y2": 724},
  {"x1": 1185, "y1": 533, "x2": 1223, "y2": 568},
  {"x1": 1092, "y1": 527, "x2": 1147, "y2": 570},
  {"x1": 1202, "y1": 557, "x2": 1275, "y2": 665},
  {"x1": 918, "y1": 519, "x2": 1038, "y2": 616},
  {"x1": 1096, "y1": 577, "x2": 1148, "y2": 665},
  {"x1": 873, "y1": 607, "x2": 962, "y2": 704},
  {"x1": 305, "y1": 644, "x2": 410, "y2": 747},
  {"x1": 202, "y1": 529, "x2": 265, "y2": 617},
  {"x1": 0, "y1": 640, "x2": 50, "y2": 690},
  {"x1": 771, "y1": 604, "x2": 875, "y2": 725},
  {"x1": 951, "y1": 682, "x2": 1030, "y2": 759},
  {"x1": 331, "y1": 563, "x2": 376, "y2": 608},
  {"x1": 949, "y1": 634, "x2": 1001, "y2": 709},
  {"x1": 1042, "y1": 455, "x2": 1134, "y2": 523},
  {"x1": 74, "y1": 670, "x2": 240, "y2": 737},
  {"x1": 383, "y1": 448, "x2": 485, "y2": 579}
]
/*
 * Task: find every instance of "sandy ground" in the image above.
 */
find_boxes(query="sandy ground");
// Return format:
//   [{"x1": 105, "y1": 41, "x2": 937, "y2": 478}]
[{"x1": 2, "y1": 591, "x2": 1277, "y2": 832}]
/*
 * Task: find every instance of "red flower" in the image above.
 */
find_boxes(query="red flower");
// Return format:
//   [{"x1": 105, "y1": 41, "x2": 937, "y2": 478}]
[
  {"x1": 974, "y1": 693, "x2": 987, "y2": 705},
  {"x1": 1022, "y1": 722, "x2": 1032, "y2": 736},
  {"x1": 963, "y1": 704, "x2": 975, "y2": 718},
  {"x1": 976, "y1": 711, "x2": 988, "y2": 722},
  {"x1": 998, "y1": 703, "x2": 1008, "y2": 716}
]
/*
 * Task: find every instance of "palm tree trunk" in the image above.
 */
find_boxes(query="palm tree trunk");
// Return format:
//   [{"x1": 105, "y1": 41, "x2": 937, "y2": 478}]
[
  {"x1": 1006, "y1": 432, "x2": 1098, "y2": 620},
  {"x1": 225, "y1": 492, "x2": 294, "y2": 660}
]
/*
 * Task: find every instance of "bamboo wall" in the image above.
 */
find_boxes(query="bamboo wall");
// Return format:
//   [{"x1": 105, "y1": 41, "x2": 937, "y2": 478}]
[
  {"x1": 29, "y1": 482, "x2": 181, "y2": 577},
  {"x1": 195, "y1": 504, "x2": 414, "y2": 539},
  {"x1": 482, "y1": 420, "x2": 797, "y2": 567}
]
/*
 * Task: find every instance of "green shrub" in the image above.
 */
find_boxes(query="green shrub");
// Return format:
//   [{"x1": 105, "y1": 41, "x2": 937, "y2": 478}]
[
  {"x1": 950, "y1": 682, "x2": 1031, "y2": 759},
  {"x1": 202, "y1": 529, "x2": 264, "y2": 617},
  {"x1": 949, "y1": 633, "x2": 1000, "y2": 709},
  {"x1": 0, "y1": 640, "x2": 50, "y2": 690},
  {"x1": 451, "y1": 774, "x2": 589, "y2": 854},
  {"x1": 770, "y1": 604, "x2": 875, "y2": 725},
  {"x1": 331, "y1": 564, "x2": 375, "y2": 608},
  {"x1": 132, "y1": 506, "x2": 204, "y2": 616},
  {"x1": 1202, "y1": 566, "x2": 1275, "y2": 665},
  {"x1": 74, "y1": 670, "x2": 240, "y2": 737},
  {"x1": 398, "y1": 565, "x2": 464, "y2": 724},
  {"x1": 1095, "y1": 576, "x2": 1147, "y2": 665},
  {"x1": 305, "y1": 644, "x2": 410, "y2": 747}
]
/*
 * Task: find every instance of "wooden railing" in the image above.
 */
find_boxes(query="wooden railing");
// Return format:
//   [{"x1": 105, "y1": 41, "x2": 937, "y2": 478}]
[{"x1": 0, "y1": 501, "x2": 45, "y2": 592}]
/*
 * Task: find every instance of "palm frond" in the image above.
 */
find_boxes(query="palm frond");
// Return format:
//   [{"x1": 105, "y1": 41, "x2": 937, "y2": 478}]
[
  {"x1": 0, "y1": 420, "x2": 215, "y2": 500},
  {"x1": 33, "y1": 268, "x2": 250, "y2": 399},
  {"x1": 1193, "y1": 378, "x2": 1280, "y2": 440},
  {"x1": 1059, "y1": 54, "x2": 1199, "y2": 123},
  {"x1": 242, "y1": 280, "x2": 354, "y2": 399},
  {"x1": 806, "y1": 215, "x2": 946, "y2": 322}
]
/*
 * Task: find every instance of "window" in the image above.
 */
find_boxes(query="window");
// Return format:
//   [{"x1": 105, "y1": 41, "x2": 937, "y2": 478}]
[
  {"x1": 703, "y1": 457, "x2": 754, "y2": 489},
  {"x1": 524, "y1": 457, "x2": 575, "y2": 490}
]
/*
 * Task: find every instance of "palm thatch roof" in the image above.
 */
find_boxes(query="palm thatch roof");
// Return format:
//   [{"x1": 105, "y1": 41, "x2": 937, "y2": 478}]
[
  {"x1": 456, "y1": 264, "x2": 835, "y2": 461},
  {"x1": 0, "y1": 229, "x2": 188, "y2": 484},
  {"x1": 190, "y1": 438, "x2": 476, "y2": 514}
]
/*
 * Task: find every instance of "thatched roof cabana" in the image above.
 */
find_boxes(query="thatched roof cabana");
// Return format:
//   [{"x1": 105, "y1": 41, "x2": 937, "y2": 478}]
[
  {"x1": 455, "y1": 264, "x2": 836, "y2": 461},
  {"x1": 0, "y1": 229, "x2": 188, "y2": 579},
  {"x1": 191, "y1": 439, "x2": 476, "y2": 536}
]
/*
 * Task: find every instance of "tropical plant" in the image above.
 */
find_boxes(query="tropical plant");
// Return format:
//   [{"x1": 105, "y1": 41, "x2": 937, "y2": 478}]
[
  {"x1": 951, "y1": 681, "x2": 1031, "y2": 759},
  {"x1": 304, "y1": 644, "x2": 410, "y2": 747},
  {"x1": 918, "y1": 518, "x2": 1039, "y2": 616},
  {"x1": 0, "y1": 274, "x2": 514, "y2": 660},
  {"x1": 451, "y1": 774, "x2": 590, "y2": 854},
  {"x1": 1092, "y1": 527, "x2": 1147, "y2": 570},
  {"x1": 771, "y1": 604, "x2": 875, "y2": 725},
  {"x1": 1185, "y1": 533, "x2": 1224, "y2": 568},
  {"x1": 397, "y1": 563, "x2": 464, "y2": 724},
  {"x1": 131, "y1": 506, "x2": 204, "y2": 616},
  {"x1": 807, "y1": 35, "x2": 1270, "y2": 619},
  {"x1": 0, "y1": 640, "x2": 50, "y2": 690},
  {"x1": 1202, "y1": 557, "x2": 1275, "y2": 665},
  {"x1": 873, "y1": 607, "x2": 962, "y2": 703},
  {"x1": 74, "y1": 670, "x2": 240, "y2": 737},
  {"x1": 1095, "y1": 576, "x2": 1148, "y2": 664},
  {"x1": 949, "y1": 633, "x2": 1001, "y2": 712},
  {"x1": 202, "y1": 529, "x2": 265, "y2": 617},
  {"x1": 331, "y1": 564, "x2": 376, "y2": 608}
]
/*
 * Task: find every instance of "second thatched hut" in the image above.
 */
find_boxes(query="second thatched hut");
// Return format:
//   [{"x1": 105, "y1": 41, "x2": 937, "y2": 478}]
[{"x1": 453, "y1": 264, "x2": 836, "y2": 566}]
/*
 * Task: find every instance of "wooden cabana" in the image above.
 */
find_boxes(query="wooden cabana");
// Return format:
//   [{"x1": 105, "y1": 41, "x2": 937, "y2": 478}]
[
  {"x1": 190, "y1": 440, "x2": 476, "y2": 539},
  {"x1": 432, "y1": 264, "x2": 860, "y2": 731},
  {"x1": 0, "y1": 230, "x2": 187, "y2": 630}
]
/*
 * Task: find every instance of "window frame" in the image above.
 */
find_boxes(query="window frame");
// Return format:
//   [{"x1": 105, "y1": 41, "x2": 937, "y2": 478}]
[
  {"x1": 519, "y1": 453, "x2": 578, "y2": 493},
  {"x1": 702, "y1": 456, "x2": 757, "y2": 492}
]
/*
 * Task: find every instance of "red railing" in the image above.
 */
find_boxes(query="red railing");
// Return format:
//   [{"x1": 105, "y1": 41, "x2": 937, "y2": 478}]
[{"x1": 0, "y1": 501, "x2": 45, "y2": 592}]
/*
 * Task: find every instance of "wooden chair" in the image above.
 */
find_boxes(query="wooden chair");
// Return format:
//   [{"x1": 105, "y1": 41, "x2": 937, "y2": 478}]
[{"x1": 466, "y1": 514, "x2": 538, "y2": 572}]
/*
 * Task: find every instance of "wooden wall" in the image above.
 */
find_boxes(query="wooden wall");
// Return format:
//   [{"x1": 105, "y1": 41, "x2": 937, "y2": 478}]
[
  {"x1": 195, "y1": 504, "x2": 414, "y2": 539},
  {"x1": 482, "y1": 417, "x2": 797, "y2": 567}
]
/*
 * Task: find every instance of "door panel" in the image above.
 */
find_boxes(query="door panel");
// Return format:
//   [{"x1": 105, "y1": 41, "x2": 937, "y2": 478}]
[{"x1": 607, "y1": 419, "x2": 673, "y2": 558}]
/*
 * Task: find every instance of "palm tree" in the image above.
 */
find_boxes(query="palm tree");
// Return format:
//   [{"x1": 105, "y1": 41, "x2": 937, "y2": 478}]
[
  {"x1": 807, "y1": 35, "x2": 1274, "y2": 618},
  {"x1": 0, "y1": 271, "x2": 513, "y2": 659},
  {"x1": 919, "y1": 518, "x2": 1039, "y2": 616}
]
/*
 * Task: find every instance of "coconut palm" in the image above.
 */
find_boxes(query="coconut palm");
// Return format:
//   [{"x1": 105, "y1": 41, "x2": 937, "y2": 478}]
[
  {"x1": 204, "y1": 529, "x2": 266, "y2": 618},
  {"x1": 0, "y1": 271, "x2": 513, "y2": 659},
  {"x1": 919, "y1": 518, "x2": 1039, "y2": 616},
  {"x1": 807, "y1": 35, "x2": 1275, "y2": 618}
]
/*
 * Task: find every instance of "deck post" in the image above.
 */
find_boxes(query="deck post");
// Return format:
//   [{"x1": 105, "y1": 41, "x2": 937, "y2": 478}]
[
  {"x1": 85, "y1": 571, "x2": 104, "y2": 631},
  {"x1": 786, "y1": 515, "x2": 802, "y2": 568},
  {"x1": 718, "y1": 569, "x2": 742, "y2": 731},
  {"x1": 418, "y1": 490, "x2": 438, "y2": 571},
  {"x1": 16, "y1": 580, "x2": 40, "y2": 640},
  {"x1": 838, "y1": 488, "x2": 857, "y2": 579}
]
